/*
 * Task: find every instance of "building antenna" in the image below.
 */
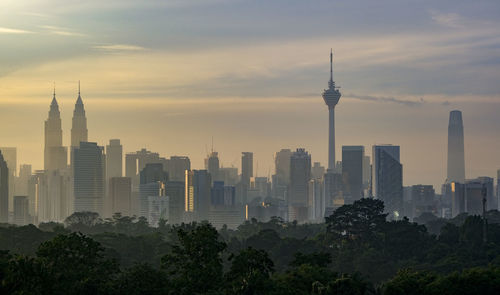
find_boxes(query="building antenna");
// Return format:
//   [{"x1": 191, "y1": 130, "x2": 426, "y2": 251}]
[
  {"x1": 78, "y1": 80, "x2": 81, "y2": 95},
  {"x1": 53, "y1": 82, "x2": 56, "y2": 97}
]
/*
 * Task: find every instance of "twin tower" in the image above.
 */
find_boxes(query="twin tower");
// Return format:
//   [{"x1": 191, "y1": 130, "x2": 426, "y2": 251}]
[{"x1": 44, "y1": 83, "x2": 88, "y2": 171}]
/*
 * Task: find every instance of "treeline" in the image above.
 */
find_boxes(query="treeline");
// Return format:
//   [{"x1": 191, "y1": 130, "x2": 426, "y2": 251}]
[{"x1": 1, "y1": 198, "x2": 500, "y2": 294}]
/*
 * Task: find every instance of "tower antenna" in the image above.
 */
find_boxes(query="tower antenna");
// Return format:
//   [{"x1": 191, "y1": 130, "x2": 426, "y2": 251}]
[
  {"x1": 78, "y1": 80, "x2": 80, "y2": 95},
  {"x1": 330, "y1": 48, "x2": 333, "y2": 81},
  {"x1": 53, "y1": 82, "x2": 56, "y2": 97}
]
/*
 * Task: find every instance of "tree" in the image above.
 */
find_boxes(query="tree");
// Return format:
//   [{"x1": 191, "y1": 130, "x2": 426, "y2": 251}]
[
  {"x1": 226, "y1": 247, "x2": 274, "y2": 295},
  {"x1": 161, "y1": 223, "x2": 226, "y2": 295},
  {"x1": 113, "y1": 263, "x2": 169, "y2": 295},
  {"x1": 325, "y1": 198, "x2": 387, "y2": 243},
  {"x1": 36, "y1": 232, "x2": 118, "y2": 294},
  {"x1": 64, "y1": 211, "x2": 101, "y2": 232},
  {"x1": 290, "y1": 252, "x2": 331, "y2": 268}
]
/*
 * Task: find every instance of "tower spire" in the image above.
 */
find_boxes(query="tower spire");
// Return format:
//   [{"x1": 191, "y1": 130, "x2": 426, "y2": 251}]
[
  {"x1": 53, "y1": 82, "x2": 56, "y2": 98},
  {"x1": 78, "y1": 80, "x2": 80, "y2": 96},
  {"x1": 330, "y1": 48, "x2": 333, "y2": 81}
]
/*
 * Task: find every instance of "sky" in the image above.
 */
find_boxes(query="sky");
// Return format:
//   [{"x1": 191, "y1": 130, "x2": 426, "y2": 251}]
[{"x1": 0, "y1": 0, "x2": 499, "y2": 190}]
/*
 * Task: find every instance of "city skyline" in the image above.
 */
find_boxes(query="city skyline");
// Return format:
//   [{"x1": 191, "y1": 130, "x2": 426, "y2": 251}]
[{"x1": 1, "y1": 1, "x2": 500, "y2": 189}]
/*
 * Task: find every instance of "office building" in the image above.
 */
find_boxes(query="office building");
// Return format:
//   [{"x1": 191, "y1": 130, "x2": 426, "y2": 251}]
[
  {"x1": 139, "y1": 163, "x2": 168, "y2": 218},
  {"x1": 447, "y1": 110, "x2": 465, "y2": 183},
  {"x1": 0, "y1": 151, "x2": 8, "y2": 223},
  {"x1": 71, "y1": 82, "x2": 88, "y2": 149},
  {"x1": 0, "y1": 147, "x2": 17, "y2": 212},
  {"x1": 372, "y1": 145, "x2": 403, "y2": 219},
  {"x1": 73, "y1": 142, "x2": 105, "y2": 215},
  {"x1": 44, "y1": 89, "x2": 67, "y2": 171},
  {"x1": 109, "y1": 177, "x2": 132, "y2": 216},
  {"x1": 273, "y1": 149, "x2": 292, "y2": 199},
  {"x1": 342, "y1": 146, "x2": 364, "y2": 202},
  {"x1": 165, "y1": 181, "x2": 185, "y2": 225},
  {"x1": 106, "y1": 139, "x2": 123, "y2": 179},
  {"x1": 241, "y1": 152, "x2": 253, "y2": 187},
  {"x1": 288, "y1": 148, "x2": 311, "y2": 222},
  {"x1": 13, "y1": 196, "x2": 29, "y2": 225},
  {"x1": 165, "y1": 156, "x2": 191, "y2": 182},
  {"x1": 411, "y1": 185, "x2": 436, "y2": 219},
  {"x1": 185, "y1": 170, "x2": 211, "y2": 222}
]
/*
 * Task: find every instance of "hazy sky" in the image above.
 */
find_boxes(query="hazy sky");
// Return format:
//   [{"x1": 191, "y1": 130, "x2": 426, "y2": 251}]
[{"x1": 0, "y1": 0, "x2": 499, "y2": 190}]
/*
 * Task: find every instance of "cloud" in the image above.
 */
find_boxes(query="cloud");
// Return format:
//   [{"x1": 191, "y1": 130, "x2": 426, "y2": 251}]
[
  {"x1": 92, "y1": 44, "x2": 146, "y2": 52},
  {"x1": 0, "y1": 27, "x2": 33, "y2": 34},
  {"x1": 430, "y1": 10, "x2": 464, "y2": 28},
  {"x1": 40, "y1": 25, "x2": 86, "y2": 37},
  {"x1": 346, "y1": 93, "x2": 426, "y2": 107}
]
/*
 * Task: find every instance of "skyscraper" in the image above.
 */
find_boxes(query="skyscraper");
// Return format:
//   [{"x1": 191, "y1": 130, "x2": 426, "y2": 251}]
[
  {"x1": 13, "y1": 196, "x2": 29, "y2": 225},
  {"x1": 73, "y1": 142, "x2": 105, "y2": 215},
  {"x1": 342, "y1": 146, "x2": 364, "y2": 202},
  {"x1": 109, "y1": 177, "x2": 132, "y2": 217},
  {"x1": 322, "y1": 49, "x2": 341, "y2": 171},
  {"x1": 44, "y1": 88, "x2": 67, "y2": 171},
  {"x1": 0, "y1": 147, "x2": 17, "y2": 212},
  {"x1": 0, "y1": 151, "x2": 8, "y2": 223},
  {"x1": 139, "y1": 163, "x2": 168, "y2": 218},
  {"x1": 447, "y1": 110, "x2": 465, "y2": 183},
  {"x1": 165, "y1": 156, "x2": 191, "y2": 182},
  {"x1": 165, "y1": 181, "x2": 185, "y2": 225},
  {"x1": 372, "y1": 145, "x2": 403, "y2": 219},
  {"x1": 205, "y1": 151, "x2": 221, "y2": 183},
  {"x1": 106, "y1": 139, "x2": 123, "y2": 179},
  {"x1": 273, "y1": 149, "x2": 292, "y2": 199},
  {"x1": 288, "y1": 148, "x2": 311, "y2": 222},
  {"x1": 71, "y1": 82, "x2": 88, "y2": 149},
  {"x1": 241, "y1": 152, "x2": 253, "y2": 187},
  {"x1": 185, "y1": 170, "x2": 211, "y2": 222}
]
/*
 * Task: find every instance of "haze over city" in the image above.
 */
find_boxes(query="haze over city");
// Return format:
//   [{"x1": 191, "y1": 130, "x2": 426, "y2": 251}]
[{"x1": 1, "y1": 0, "x2": 499, "y2": 190}]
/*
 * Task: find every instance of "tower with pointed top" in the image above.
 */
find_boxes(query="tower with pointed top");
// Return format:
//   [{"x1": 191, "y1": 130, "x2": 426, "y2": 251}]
[
  {"x1": 44, "y1": 86, "x2": 67, "y2": 170},
  {"x1": 322, "y1": 49, "x2": 342, "y2": 171},
  {"x1": 71, "y1": 81, "x2": 88, "y2": 149}
]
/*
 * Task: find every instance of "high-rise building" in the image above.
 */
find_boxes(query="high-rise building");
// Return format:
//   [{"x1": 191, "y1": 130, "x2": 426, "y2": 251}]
[
  {"x1": 220, "y1": 167, "x2": 238, "y2": 186},
  {"x1": 362, "y1": 155, "x2": 371, "y2": 191},
  {"x1": 322, "y1": 49, "x2": 341, "y2": 171},
  {"x1": 165, "y1": 156, "x2": 191, "y2": 182},
  {"x1": 209, "y1": 182, "x2": 242, "y2": 229},
  {"x1": 15, "y1": 164, "x2": 32, "y2": 197},
  {"x1": 273, "y1": 149, "x2": 292, "y2": 199},
  {"x1": 311, "y1": 162, "x2": 325, "y2": 180},
  {"x1": 0, "y1": 151, "x2": 9, "y2": 223},
  {"x1": 44, "y1": 89, "x2": 67, "y2": 171},
  {"x1": 288, "y1": 148, "x2": 311, "y2": 222},
  {"x1": 73, "y1": 142, "x2": 105, "y2": 215},
  {"x1": 0, "y1": 147, "x2": 17, "y2": 212},
  {"x1": 125, "y1": 149, "x2": 167, "y2": 186},
  {"x1": 497, "y1": 169, "x2": 500, "y2": 211},
  {"x1": 38, "y1": 169, "x2": 71, "y2": 222},
  {"x1": 241, "y1": 152, "x2": 253, "y2": 187},
  {"x1": 106, "y1": 139, "x2": 122, "y2": 179},
  {"x1": 205, "y1": 152, "x2": 221, "y2": 183},
  {"x1": 165, "y1": 181, "x2": 185, "y2": 225},
  {"x1": 109, "y1": 177, "x2": 132, "y2": 216},
  {"x1": 342, "y1": 146, "x2": 364, "y2": 202},
  {"x1": 308, "y1": 178, "x2": 324, "y2": 222},
  {"x1": 410, "y1": 185, "x2": 436, "y2": 220},
  {"x1": 447, "y1": 110, "x2": 465, "y2": 183},
  {"x1": 71, "y1": 82, "x2": 88, "y2": 149},
  {"x1": 13, "y1": 196, "x2": 29, "y2": 225},
  {"x1": 139, "y1": 163, "x2": 168, "y2": 218},
  {"x1": 185, "y1": 170, "x2": 211, "y2": 222},
  {"x1": 372, "y1": 145, "x2": 403, "y2": 219}
]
